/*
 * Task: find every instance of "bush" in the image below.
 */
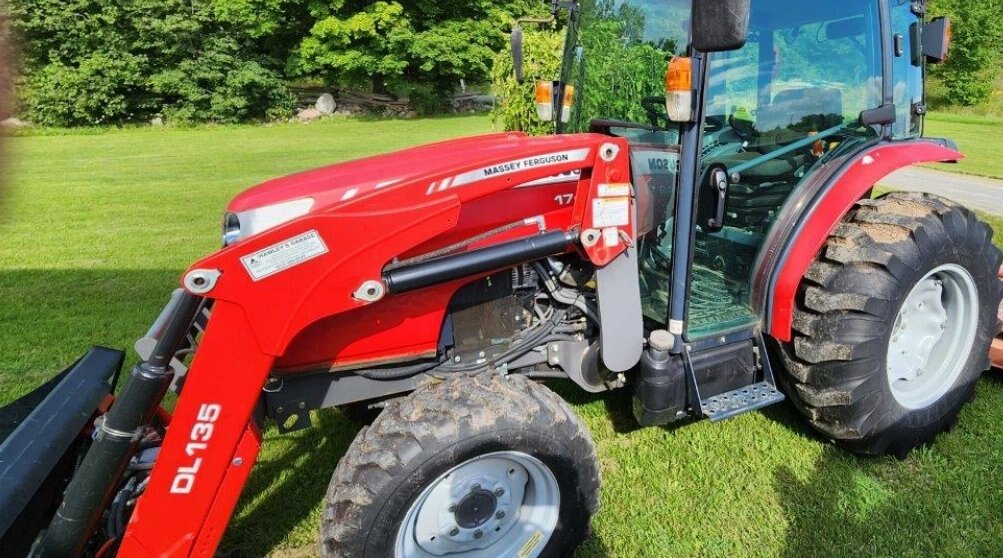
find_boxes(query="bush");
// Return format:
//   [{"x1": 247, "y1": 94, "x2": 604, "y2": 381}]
[
  {"x1": 19, "y1": 52, "x2": 146, "y2": 126},
  {"x1": 928, "y1": 0, "x2": 1003, "y2": 106},
  {"x1": 7, "y1": 0, "x2": 300, "y2": 126},
  {"x1": 295, "y1": 0, "x2": 547, "y2": 98}
]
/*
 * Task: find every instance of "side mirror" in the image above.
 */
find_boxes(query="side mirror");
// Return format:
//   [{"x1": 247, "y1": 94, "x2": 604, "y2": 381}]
[
  {"x1": 921, "y1": 17, "x2": 951, "y2": 64},
  {"x1": 511, "y1": 24, "x2": 525, "y2": 83},
  {"x1": 691, "y1": 0, "x2": 751, "y2": 53}
]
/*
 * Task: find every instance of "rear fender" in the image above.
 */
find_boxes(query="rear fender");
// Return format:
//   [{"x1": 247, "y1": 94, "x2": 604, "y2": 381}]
[{"x1": 759, "y1": 139, "x2": 963, "y2": 342}]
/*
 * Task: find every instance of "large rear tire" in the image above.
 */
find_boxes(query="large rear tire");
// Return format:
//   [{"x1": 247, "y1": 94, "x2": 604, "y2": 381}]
[
  {"x1": 778, "y1": 192, "x2": 1003, "y2": 457},
  {"x1": 321, "y1": 373, "x2": 600, "y2": 558}
]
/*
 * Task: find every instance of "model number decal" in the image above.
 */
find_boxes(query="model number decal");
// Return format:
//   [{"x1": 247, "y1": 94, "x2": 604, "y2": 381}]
[
  {"x1": 170, "y1": 403, "x2": 222, "y2": 494},
  {"x1": 554, "y1": 194, "x2": 574, "y2": 206}
]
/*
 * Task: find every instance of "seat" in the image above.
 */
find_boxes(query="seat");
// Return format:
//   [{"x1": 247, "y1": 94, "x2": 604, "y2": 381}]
[{"x1": 713, "y1": 86, "x2": 844, "y2": 183}]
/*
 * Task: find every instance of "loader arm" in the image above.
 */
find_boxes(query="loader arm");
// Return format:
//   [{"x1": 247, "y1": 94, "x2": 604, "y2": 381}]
[{"x1": 114, "y1": 133, "x2": 637, "y2": 557}]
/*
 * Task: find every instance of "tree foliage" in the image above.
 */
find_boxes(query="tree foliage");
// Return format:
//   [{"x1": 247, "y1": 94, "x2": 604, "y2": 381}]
[
  {"x1": 5, "y1": 0, "x2": 1002, "y2": 125},
  {"x1": 928, "y1": 0, "x2": 1003, "y2": 106},
  {"x1": 491, "y1": 0, "x2": 672, "y2": 134},
  {"x1": 490, "y1": 29, "x2": 564, "y2": 135},
  {"x1": 7, "y1": 0, "x2": 306, "y2": 125},
  {"x1": 296, "y1": 0, "x2": 545, "y2": 97}
]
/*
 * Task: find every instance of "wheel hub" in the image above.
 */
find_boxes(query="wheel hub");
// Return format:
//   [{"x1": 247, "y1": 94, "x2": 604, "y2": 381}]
[
  {"x1": 395, "y1": 452, "x2": 559, "y2": 557},
  {"x1": 886, "y1": 264, "x2": 979, "y2": 410},
  {"x1": 454, "y1": 488, "x2": 498, "y2": 529}
]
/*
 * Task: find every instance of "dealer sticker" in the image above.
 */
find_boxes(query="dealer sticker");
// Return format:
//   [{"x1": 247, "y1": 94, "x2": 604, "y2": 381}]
[{"x1": 240, "y1": 230, "x2": 328, "y2": 281}]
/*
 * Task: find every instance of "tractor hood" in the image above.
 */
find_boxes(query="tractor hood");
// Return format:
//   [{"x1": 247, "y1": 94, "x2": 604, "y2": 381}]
[{"x1": 227, "y1": 131, "x2": 582, "y2": 213}]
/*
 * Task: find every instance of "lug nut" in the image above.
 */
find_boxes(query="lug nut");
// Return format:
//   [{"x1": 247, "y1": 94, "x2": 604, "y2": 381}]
[
  {"x1": 471, "y1": 484, "x2": 481, "y2": 491},
  {"x1": 474, "y1": 530, "x2": 483, "y2": 539},
  {"x1": 449, "y1": 527, "x2": 459, "y2": 536},
  {"x1": 494, "y1": 487, "x2": 505, "y2": 497},
  {"x1": 448, "y1": 504, "x2": 457, "y2": 513},
  {"x1": 496, "y1": 510, "x2": 506, "y2": 520}
]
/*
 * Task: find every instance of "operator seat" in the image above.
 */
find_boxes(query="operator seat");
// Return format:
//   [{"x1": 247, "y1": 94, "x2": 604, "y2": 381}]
[
  {"x1": 715, "y1": 86, "x2": 844, "y2": 183},
  {"x1": 713, "y1": 87, "x2": 844, "y2": 229}
]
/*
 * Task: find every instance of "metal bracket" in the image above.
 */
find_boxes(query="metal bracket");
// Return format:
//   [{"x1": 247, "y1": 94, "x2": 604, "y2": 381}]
[{"x1": 262, "y1": 371, "x2": 426, "y2": 434}]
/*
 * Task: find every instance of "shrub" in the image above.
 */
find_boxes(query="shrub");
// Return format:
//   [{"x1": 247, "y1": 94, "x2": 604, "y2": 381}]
[{"x1": 928, "y1": 0, "x2": 1003, "y2": 106}]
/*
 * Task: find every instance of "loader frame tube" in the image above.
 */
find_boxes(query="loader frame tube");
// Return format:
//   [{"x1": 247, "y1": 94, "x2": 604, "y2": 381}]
[{"x1": 382, "y1": 230, "x2": 575, "y2": 294}]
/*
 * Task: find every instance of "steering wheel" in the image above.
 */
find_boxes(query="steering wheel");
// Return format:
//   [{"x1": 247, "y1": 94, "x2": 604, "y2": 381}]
[{"x1": 704, "y1": 115, "x2": 727, "y2": 133}]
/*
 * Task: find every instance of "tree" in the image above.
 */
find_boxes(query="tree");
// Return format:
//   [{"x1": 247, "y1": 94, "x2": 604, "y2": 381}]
[
  {"x1": 492, "y1": 0, "x2": 674, "y2": 134},
  {"x1": 6, "y1": 0, "x2": 307, "y2": 125},
  {"x1": 295, "y1": 0, "x2": 546, "y2": 98},
  {"x1": 928, "y1": 0, "x2": 1003, "y2": 106}
]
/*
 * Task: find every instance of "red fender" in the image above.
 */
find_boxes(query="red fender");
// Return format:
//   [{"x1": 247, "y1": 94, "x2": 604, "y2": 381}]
[{"x1": 768, "y1": 140, "x2": 963, "y2": 342}]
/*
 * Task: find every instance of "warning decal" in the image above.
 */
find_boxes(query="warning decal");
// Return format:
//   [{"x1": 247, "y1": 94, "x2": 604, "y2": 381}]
[
  {"x1": 516, "y1": 530, "x2": 545, "y2": 558},
  {"x1": 592, "y1": 197, "x2": 630, "y2": 228},
  {"x1": 241, "y1": 230, "x2": 328, "y2": 281},
  {"x1": 598, "y1": 183, "x2": 631, "y2": 197}
]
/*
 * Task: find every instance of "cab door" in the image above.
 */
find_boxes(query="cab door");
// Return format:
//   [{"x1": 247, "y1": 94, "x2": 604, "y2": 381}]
[{"x1": 685, "y1": 0, "x2": 885, "y2": 340}]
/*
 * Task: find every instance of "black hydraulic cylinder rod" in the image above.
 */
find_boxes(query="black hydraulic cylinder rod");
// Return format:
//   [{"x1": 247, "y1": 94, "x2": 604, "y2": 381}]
[
  {"x1": 383, "y1": 230, "x2": 576, "y2": 294},
  {"x1": 38, "y1": 293, "x2": 202, "y2": 558}
]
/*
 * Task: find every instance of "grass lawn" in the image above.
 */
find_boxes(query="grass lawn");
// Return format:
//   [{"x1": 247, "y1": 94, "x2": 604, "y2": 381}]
[
  {"x1": 925, "y1": 112, "x2": 1003, "y2": 179},
  {"x1": 3, "y1": 115, "x2": 1003, "y2": 558}
]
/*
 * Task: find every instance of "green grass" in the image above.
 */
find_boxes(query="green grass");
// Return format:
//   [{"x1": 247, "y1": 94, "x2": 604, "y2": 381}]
[
  {"x1": 925, "y1": 112, "x2": 1003, "y2": 179},
  {"x1": 3, "y1": 115, "x2": 1003, "y2": 558}
]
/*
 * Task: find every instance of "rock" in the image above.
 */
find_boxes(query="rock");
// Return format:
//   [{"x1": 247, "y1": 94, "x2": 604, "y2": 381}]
[
  {"x1": 297, "y1": 107, "x2": 322, "y2": 122},
  {"x1": 151, "y1": 116, "x2": 164, "y2": 126},
  {"x1": 315, "y1": 93, "x2": 336, "y2": 115},
  {"x1": 0, "y1": 117, "x2": 27, "y2": 128}
]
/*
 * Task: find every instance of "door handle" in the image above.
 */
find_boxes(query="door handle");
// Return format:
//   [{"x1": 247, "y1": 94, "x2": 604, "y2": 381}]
[{"x1": 707, "y1": 168, "x2": 729, "y2": 230}]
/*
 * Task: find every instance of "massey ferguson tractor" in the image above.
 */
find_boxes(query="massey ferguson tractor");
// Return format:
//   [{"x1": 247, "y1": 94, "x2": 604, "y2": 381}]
[{"x1": 2, "y1": 0, "x2": 1000, "y2": 556}]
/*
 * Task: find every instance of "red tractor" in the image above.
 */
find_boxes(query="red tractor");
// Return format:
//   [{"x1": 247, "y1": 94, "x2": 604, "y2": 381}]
[{"x1": 1, "y1": 0, "x2": 1000, "y2": 556}]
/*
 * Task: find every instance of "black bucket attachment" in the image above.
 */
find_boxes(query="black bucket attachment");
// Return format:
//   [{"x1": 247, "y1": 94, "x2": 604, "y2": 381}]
[{"x1": 0, "y1": 347, "x2": 123, "y2": 556}]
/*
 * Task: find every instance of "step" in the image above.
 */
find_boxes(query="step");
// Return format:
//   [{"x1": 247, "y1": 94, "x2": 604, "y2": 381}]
[{"x1": 701, "y1": 382, "x2": 785, "y2": 422}]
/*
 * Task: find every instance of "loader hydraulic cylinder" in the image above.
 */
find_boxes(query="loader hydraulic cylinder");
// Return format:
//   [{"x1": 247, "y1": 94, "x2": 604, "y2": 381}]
[
  {"x1": 38, "y1": 293, "x2": 203, "y2": 558},
  {"x1": 383, "y1": 230, "x2": 576, "y2": 294}
]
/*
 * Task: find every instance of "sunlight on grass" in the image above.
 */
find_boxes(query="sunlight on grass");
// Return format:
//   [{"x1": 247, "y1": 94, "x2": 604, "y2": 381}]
[
  {"x1": 2, "y1": 115, "x2": 1002, "y2": 558},
  {"x1": 925, "y1": 112, "x2": 1003, "y2": 179}
]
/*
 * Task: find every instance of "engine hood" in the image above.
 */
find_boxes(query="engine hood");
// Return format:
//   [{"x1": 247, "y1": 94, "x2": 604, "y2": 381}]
[{"x1": 228, "y1": 131, "x2": 588, "y2": 213}]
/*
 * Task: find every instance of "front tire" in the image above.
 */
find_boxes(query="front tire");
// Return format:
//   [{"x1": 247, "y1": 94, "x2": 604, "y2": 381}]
[
  {"x1": 778, "y1": 192, "x2": 1003, "y2": 457},
  {"x1": 321, "y1": 373, "x2": 600, "y2": 558}
]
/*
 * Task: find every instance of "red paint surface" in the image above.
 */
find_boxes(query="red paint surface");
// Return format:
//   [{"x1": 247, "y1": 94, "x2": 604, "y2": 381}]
[
  {"x1": 119, "y1": 132, "x2": 637, "y2": 554},
  {"x1": 768, "y1": 141, "x2": 963, "y2": 342}
]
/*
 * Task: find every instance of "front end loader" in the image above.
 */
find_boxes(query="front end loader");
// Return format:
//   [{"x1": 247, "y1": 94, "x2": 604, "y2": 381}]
[{"x1": 3, "y1": 0, "x2": 1001, "y2": 556}]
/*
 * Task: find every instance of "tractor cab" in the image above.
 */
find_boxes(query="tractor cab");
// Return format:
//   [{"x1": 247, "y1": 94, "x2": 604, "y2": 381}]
[{"x1": 528, "y1": 0, "x2": 936, "y2": 343}]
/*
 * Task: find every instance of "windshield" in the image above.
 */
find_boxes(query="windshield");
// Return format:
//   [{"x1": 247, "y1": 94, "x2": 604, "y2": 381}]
[{"x1": 562, "y1": 0, "x2": 692, "y2": 134}]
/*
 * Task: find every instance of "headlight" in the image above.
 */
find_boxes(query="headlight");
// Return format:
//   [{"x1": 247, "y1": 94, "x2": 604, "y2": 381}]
[
  {"x1": 222, "y1": 212, "x2": 242, "y2": 246},
  {"x1": 221, "y1": 198, "x2": 315, "y2": 246}
]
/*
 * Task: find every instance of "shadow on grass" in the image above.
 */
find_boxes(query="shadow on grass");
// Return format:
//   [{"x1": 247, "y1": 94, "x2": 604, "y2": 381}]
[
  {"x1": 774, "y1": 379, "x2": 1003, "y2": 558},
  {"x1": 220, "y1": 410, "x2": 361, "y2": 557},
  {"x1": 774, "y1": 442, "x2": 1002, "y2": 558}
]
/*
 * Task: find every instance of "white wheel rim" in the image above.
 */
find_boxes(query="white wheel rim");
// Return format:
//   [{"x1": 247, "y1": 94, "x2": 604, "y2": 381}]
[
  {"x1": 886, "y1": 264, "x2": 980, "y2": 410},
  {"x1": 394, "y1": 451, "x2": 560, "y2": 558}
]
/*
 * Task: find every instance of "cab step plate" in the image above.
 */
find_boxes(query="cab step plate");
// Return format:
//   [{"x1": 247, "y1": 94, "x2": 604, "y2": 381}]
[{"x1": 701, "y1": 382, "x2": 785, "y2": 422}]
